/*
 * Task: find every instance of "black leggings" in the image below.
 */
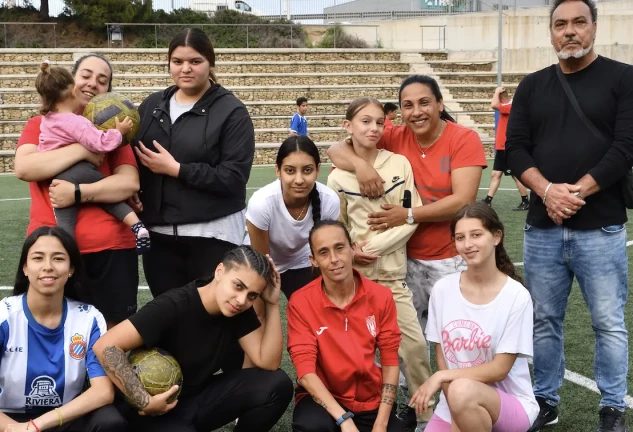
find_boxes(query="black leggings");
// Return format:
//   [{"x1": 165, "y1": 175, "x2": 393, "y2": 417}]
[
  {"x1": 292, "y1": 396, "x2": 405, "y2": 432},
  {"x1": 280, "y1": 266, "x2": 316, "y2": 299},
  {"x1": 142, "y1": 231, "x2": 236, "y2": 297},
  {"x1": 121, "y1": 368, "x2": 293, "y2": 432},
  {"x1": 7, "y1": 405, "x2": 126, "y2": 432}
]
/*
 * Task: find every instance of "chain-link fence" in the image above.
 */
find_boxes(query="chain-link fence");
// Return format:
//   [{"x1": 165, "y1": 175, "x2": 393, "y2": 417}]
[{"x1": 105, "y1": 22, "x2": 381, "y2": 49}]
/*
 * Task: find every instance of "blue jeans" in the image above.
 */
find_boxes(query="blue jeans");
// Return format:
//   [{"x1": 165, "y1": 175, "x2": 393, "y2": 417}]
[{"x1": 523, "y1": 224, "x2": 629, "y2": 409}]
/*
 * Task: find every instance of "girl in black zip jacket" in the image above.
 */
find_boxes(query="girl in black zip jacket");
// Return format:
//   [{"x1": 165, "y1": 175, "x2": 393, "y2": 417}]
[{"x1": 132, "y1": 28, "x2": 256, "y2": 298}]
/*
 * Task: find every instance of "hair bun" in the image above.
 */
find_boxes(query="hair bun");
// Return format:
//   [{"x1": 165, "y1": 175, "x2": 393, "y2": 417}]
[{"x1": 40, "y1": 59, "x2": 51, "y2": 73}]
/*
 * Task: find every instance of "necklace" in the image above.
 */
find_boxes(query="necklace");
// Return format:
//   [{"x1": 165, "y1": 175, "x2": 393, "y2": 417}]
[
  {"x1": 294, "y1": 199, "x2": 309, "y2": 221},
  {"x1": 417, "y1": 120, "x2": 445, "y2": 159}
]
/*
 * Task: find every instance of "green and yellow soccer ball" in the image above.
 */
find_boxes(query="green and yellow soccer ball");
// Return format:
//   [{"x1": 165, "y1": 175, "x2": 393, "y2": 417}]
[
  {"x1": 128, "y1": 347, "x2": 183, "y2": 403},
  {"x1": 83, "y1": 92, "x2": 140, "y2": 146}
]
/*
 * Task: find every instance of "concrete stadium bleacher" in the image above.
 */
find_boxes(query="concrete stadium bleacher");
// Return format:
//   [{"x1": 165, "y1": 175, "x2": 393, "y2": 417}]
[{"x1": 0, "y1": 48, "x2": 528, "y2": 172}]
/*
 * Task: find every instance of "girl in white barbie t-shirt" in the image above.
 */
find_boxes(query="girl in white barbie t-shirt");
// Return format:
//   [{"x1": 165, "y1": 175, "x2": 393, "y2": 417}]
[{"x1": 410, "y1": 202, "x2": 538, "y2": 432}]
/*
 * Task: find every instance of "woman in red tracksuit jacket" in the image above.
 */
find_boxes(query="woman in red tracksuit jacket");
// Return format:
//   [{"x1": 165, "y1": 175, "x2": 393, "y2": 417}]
[{"x1": 287, "y1": 220, "x2": 405, "y2": 432}]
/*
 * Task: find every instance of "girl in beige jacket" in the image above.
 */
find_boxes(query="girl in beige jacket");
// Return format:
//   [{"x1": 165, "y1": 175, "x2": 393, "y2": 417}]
[{"x1": 327, "y1": 97, "x2": 434, "y2": 428}]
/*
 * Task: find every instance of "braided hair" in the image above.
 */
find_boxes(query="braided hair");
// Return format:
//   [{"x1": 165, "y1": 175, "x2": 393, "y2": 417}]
[
  {"x1": 276, "y1": 135, "x2": 322, "y2": 224},
  {"x1": 222, "y1": 245, "x2": 274, "y2": 288},
  {"x1": 450, "y1": 202, "x2": 523, "y2": 284}
]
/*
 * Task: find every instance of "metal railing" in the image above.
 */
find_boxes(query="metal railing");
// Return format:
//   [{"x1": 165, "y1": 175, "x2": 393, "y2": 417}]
[
  {"x1": 0, "y1": 22, "x2": 58, "y2": 48},
  {"x1": 105, "y1": 22, "x2": 380, "y2": 49},
  {"x1": 420, "y1": 25, "x2": 446, "y2": 50}
]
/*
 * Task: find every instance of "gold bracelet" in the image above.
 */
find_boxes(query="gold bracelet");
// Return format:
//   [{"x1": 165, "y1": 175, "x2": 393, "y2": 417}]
[{"x1": 54, "y1": 408, "x2": 63, "y2": 427}]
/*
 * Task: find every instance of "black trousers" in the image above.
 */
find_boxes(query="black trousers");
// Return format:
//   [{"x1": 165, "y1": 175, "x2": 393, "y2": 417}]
[
  {"x1": 280, "y1": 266, "x2": 316, "y2": 299},
  {"x1": 82, "y1": 248, "x2": 139, "y2": 324},
  {"x1": 120, "y1": 368, "x2": 293, "y2": 432},
  {"x1": 142, "y1": 231, "x2": 236, "y2": 297},
  {"x1": 292, "y1": 396, "x2": 405, "y2": 432},
  {"x1": 7, "y1": 405, "x2": 126, "y2": 432}
]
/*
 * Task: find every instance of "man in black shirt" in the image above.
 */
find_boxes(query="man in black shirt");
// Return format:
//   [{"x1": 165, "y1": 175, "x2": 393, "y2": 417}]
[
  {"x1": 93, "y1": 246, "x2": 293, "y2": 432},
  {"x1": 506, "y1": 0, "x2": 632, "y2": 431}
]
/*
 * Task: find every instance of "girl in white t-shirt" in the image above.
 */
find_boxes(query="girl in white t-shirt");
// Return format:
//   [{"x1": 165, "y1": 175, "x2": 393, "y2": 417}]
[
  {"x1": 410, "y1": 202, "x2": 538, "y2": 432},
  {"x1": 245, "y1": 136, "x2": 340, "y2": 299}
]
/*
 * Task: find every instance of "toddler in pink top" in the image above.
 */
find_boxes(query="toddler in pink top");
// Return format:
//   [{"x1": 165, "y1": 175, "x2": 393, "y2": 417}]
[{"x1": 35, "y1": 61, "x2": 150, "y2": 254}]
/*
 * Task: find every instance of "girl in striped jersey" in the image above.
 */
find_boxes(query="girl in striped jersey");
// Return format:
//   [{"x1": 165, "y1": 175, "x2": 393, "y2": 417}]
[{"x1": 0, "y1": 227, "x2": 125, "y2": 432}]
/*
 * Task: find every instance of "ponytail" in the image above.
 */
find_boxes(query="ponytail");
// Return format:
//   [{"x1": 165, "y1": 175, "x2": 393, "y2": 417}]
[
  {"x1": 495, "y1": 242, "x2": 523, "y2": 284},
  {"x1": 440, "y1": 109, "x2": 456, "y2": 123},
  {"x1": 308, "y1": 184, "x2": 322, "y2": 225}
]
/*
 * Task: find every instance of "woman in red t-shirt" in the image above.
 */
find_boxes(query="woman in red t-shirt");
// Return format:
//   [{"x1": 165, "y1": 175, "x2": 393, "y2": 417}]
[
  {"x1": 328, "y1": 75, "x2": 487, "y2": 425},
  {"x1": 15, "y1": 54, "x2": 140, "y2": 329}
]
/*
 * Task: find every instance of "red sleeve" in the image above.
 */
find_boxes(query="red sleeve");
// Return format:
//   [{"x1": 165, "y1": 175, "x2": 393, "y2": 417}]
[
  {"x1": 17, "y1": 116, "x2": 42, "y2": 148},
  {"x1": 499, "y1": 103, "x2": 512, "y2": 115},
  {"x1": 451, "y1": 128, "x2": 488, "y2": 171},
  {"x1": 377, "y1": 125, "x2": 396, "y2": 151},
  {"x1": 376, "y1": 288, "x2": 401, "y2": 366},
  {"x1": 109, "y1": 144, "x2": 138, "y2": 169},
  {"x1": 287, "y1": 297, "x2": 318, "y2": 380}
]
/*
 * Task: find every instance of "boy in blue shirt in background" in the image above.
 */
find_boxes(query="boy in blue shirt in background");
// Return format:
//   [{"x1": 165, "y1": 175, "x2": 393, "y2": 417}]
[{"x1": 289, "y1": 97, "x2": 309, "y2": 137}]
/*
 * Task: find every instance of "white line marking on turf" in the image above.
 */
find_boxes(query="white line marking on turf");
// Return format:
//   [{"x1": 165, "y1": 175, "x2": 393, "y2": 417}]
[
  {"x1": 564, "y1": 369, "x2": 633, "y2": 409},
  {"x1": 0, "y1": 197, "x2": 30, "y2": 202}
]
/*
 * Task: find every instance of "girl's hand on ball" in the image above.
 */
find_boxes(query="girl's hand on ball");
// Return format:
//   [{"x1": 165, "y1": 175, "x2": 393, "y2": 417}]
[
  {"x1": 115, "y1": 116, "x2": 134, "y2": 136},
  {"x1": 135, "y1": 141, "x2": 181, "y2": 178},
  {"x1": 139, "y1": 385, "x2": 179, "y2": 416}
]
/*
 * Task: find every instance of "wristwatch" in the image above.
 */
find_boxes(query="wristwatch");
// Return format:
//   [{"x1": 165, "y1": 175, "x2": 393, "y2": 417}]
[
  {"x1": 573, "y1": 191, "x2": 585, "y2": 200},
  {"x1": 406, "y1": 208, "x2": 415, "y2": 225},
  {"x1": 336, "y1": 411, "x2": 354, "y2": 426},
  {"x1": 74, "y1": 184, "x2": 82, "y2": 205}
]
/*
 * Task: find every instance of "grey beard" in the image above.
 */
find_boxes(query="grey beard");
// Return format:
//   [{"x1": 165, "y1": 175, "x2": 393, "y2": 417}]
[{"x1": 556, "y1": 41, "x2": 594, "y2": 60}]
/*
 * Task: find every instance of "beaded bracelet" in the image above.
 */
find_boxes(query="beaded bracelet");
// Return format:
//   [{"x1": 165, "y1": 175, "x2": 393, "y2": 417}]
[{"x1": 54, "y1": 407, "x2": 63, "y2": 426}]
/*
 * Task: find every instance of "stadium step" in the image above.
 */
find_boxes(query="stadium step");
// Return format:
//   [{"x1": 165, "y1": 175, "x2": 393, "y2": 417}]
[
  {"x1": 0, "y1": 115, "x2": 365, "y2": 133},
  {"x1": 435, "y1": 71, "x2": 528, "y2": 84},
  {"x1": 425, "y1": 60, "x2": 496, "y2": 72},
  {"x1": 0, "y1": 72, "x2": 411, "y2": 88},
  {"x1": 0, "y1": 48, "x2": 414, "y2": 63},
  {"x1": 0, "y1": 100, "x2": 396, "y2": 121},
  {"x1": 444, "y1": 83, "x2": 517, "y2": 99},
  {"x1": 0, "y1": 60, "x2": 412, "y2": 75},
  {"x1": 0, "y1": 126, "x2": 493, "y2": 149},
  {"x1": 0, "y1": 84, "x2": 401, "y2": 105}
]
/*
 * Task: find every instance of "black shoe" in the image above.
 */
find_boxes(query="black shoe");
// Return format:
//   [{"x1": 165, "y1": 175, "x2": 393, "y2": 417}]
[
  {"x1": 480, "y1": 198, "x2": 492, "y2": 207},
  {"x1": 596, "y1": 406, "x2": 627, "y2": 432},
  {"x1": 528, "y1": 397, "x2": 559, "y2": 431},
  {"x1": 513, "y1": 201, "x2": 530, "y2": 211},
  {"x1": 395, "y1": 404, "x2": 417, "y2": 428}
]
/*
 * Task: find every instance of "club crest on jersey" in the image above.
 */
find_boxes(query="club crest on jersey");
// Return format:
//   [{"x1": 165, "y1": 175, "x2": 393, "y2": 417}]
[
  {"x1": 366, "y1": 315, "x2": 377, "y2": 338},
  {"x1": 69, "y1": 334, "x2": 87, "y2": 360},
  {"x1": 26, "y1": 376, "x2": 61, "y2": 407}
]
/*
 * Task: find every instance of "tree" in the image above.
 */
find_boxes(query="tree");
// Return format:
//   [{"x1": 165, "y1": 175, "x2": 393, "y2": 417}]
[
  {"x1": 40, "y1": 0, "x2": 49, "y2": 20},
  {"x1": 63, "y1": 0, "x2": 143, "y2": 29}
]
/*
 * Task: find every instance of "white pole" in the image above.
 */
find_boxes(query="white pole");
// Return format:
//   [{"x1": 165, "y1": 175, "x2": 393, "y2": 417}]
[
  {"x1": 286, "y1": 0, "x2": 291, "y2": 20},
  {"x1": 497, "y1": 0, "x2": 503, "y2": 86}
]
